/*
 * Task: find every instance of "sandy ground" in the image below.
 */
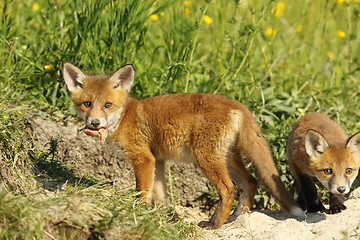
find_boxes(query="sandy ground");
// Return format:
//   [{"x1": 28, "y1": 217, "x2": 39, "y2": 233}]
[{"x1": 177, "y1": 188, "x2": 360, "y2": 240}]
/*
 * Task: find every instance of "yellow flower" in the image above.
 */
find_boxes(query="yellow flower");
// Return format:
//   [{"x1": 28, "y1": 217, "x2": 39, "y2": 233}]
[
  {"x1": 297, "y1": 108, "x2": 305, "y2": 116},
  {"x1": 44, "y1": 64, "x2": 54, "y2": 71},
  {"x1": 336, "y1": 0, "x2": 359, "y2": 3},
  {"x1": 326, "y1": 51, "x2": 335, "y2": 59},
  {"x1": 265, "y1": 27, "x2": 277, "y2": 37},
  {"x1": 184, "y1": 7, "x2": 190, "y2": 17},
  {"x1": 32, "y1": 3, "x2": 40, "y2": 12},
  {"x1": 2, "y1": 116, "x2": 8, "y2": 119},
  {"x1": 337, "y1": 30, "x2": 346, "y2": 38},
  {"x1": 149, "y1": 14, "x2": 159, "y2": 21},
  {"x1": 295, "y1": 25, "x2": 303, "y2": 33},
  {"x1": 203, "y1": 15, "x2": 213, "y2": 25},
  {"x1": 184, "y1": 1, "x2": 191, "y2": 6},
  {"x1": 272, "y1": 2, "x2": 286, "y2": 18},
  {"x1": 17, "y1": 110, "x2": 22, "y2": 114}
]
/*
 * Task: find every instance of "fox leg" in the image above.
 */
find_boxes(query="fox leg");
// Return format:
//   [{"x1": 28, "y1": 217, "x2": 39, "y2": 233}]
[
  {"x1": 226, "y1": 154, "x2": 257, "y2": 223},
  {"x1": 130, "y1": 151, "x2": 156, "y2": 204},
  {"x1": 328, "y1": 193, "x2": 346, "y2": 214},
  {"x1": 153, "y1": 159, "x2": 167, "y2": 204},
  {"x1": 194, "y1": 153, "x2": 237, "y2": 229},
  {"x1": 296, "y1": 172, "x2": 325, "y2": 213}
]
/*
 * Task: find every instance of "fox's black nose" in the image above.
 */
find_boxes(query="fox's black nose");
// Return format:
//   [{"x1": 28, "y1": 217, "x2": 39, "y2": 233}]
[
  {"x1": 91, "y1": 119, "x2": 100, "y2": 128},
  {"x1": 337, "y1": 187, "x2": 346, "y2": 194}
]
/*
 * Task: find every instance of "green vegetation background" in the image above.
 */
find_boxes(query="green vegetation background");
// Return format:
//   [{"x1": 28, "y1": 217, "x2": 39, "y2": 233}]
[{"x1": 0, "y1": 0, "x2": 360, "y2": 239}]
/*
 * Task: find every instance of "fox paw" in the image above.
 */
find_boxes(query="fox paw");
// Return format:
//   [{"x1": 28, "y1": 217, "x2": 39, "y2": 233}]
[
  {"x1": 225, "y1": 206, "x2": 249, "y2": 224},
  {"x1": 198, "y1": 220, "x2": 218, "y2": 230},
  {"x1": 327, "y1": 204, "x2": 346, "y2": 214},
  {"x1": 225, "y1": 214, "x2": 238, "y2": 224}
]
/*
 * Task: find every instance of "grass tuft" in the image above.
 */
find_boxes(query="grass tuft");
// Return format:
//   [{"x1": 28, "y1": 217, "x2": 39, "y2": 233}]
[{"x1": 0, "y1": 184, "x2": 198, "y2": 240}]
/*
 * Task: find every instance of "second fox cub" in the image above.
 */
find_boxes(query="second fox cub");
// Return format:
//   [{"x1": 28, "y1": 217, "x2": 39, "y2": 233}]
[
  {"x1": 62, "y1": 63, "x2": 303, "y2": 229},
  {"x1": 287, "y1": 112, "x2": 360, "y2": 214}
]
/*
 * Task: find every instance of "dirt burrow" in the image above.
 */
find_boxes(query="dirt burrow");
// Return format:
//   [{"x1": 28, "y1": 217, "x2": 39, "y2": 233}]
[{"x1": 30, "y1": 116, "x2": 215, "y2": 211}]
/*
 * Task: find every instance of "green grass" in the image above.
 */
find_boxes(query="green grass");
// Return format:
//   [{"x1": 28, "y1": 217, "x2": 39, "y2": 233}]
[
  {"x1": 0, "y1": 184, "x2": 197, "y2": 240},
  {"x1": 1, "y1": 0, "x2": 360, "y2": 237}
]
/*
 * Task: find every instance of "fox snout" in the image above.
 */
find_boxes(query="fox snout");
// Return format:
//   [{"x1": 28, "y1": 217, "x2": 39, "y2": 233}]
[
  {"x1": 329, "y1": 185, "x2": 349, "y2": 195},
  {"x1": 328, "y1": 177, "x2": 351, "y2": 195},
  {"x1": 85, "y1": 117, "x2": 107, "y2": 130},
  {"x1": 90, "y1": 119, "x2": 100, "y2": 128},
  {"x1": 315, "y1": 170, "x2": 353, "y2": 196},
  {"x1": 336, "y1": 186, "x2": 346, "y2": 194}
]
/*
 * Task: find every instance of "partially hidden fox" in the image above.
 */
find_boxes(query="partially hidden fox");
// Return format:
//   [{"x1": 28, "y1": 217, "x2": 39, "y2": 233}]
[
  {"x1": 62, "y1": 62, "x2": 303, "y2": 229},
  {"x1": 287, "y1": 112, "x2": 360, "y2": 214}
]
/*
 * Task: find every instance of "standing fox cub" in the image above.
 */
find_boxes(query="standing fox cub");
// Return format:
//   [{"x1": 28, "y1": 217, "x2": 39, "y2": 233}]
[
  {"x1": 62, "y1": 63, "x2": 303, "y2": 229},
  {"x1": 287, "y1": 112, "x2": 360, "y2": 214}
]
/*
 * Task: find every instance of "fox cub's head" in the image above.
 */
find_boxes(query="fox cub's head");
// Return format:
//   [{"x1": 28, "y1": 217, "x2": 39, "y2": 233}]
[
  {"x1": 305, "y1": 129, "x2": 360, "y2": 195},
  {"x1": 62, "y1": 63, "x2": 134, "y2": 131}
]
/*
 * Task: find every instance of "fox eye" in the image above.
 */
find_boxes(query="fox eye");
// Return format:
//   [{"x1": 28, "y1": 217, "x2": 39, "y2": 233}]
[
  {"x1": 104, "y1": 102, "x2": 112, "y2": 108},
  {"x1": 83, "y1": 101, "x2": 91, "y2": 108},
  {"x1": 323, "y1": 169, "x2": 332, "y2": 175},
  {"x1": 345, "y1": 168, "x2": 352, "y2": 174}
]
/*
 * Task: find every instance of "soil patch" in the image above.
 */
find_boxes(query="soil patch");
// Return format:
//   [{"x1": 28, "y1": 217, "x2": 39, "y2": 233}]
[{"x1": 30, "y1": 116, "x2": 213, "y2": 209}]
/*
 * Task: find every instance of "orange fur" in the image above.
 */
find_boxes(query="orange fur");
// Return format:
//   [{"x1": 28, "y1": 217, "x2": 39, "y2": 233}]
[
  {"x1": 63, "y1": 63, "x2": 302, "y2": 229},
  {"x1": 287, "y1": 112, "x2": 360, "y2": 213}
]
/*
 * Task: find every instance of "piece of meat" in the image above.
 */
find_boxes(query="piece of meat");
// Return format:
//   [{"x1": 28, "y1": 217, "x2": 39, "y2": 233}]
[{"x1": 83, "y1": 128, "x2": 108, "y2": 142}]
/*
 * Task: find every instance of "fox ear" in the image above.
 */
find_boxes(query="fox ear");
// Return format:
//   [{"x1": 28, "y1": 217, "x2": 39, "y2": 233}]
[
  {"x1": 62, "y1": 63, "x2": 87, "y2": 92},
  {"x1": 346, "y1": 131, "x2": 360, "y2": 156},
  {"x1": 109, "y1": 64, "x2": 134, "y2": 91},
  {"x1": 305, "y1": 129, "x2": 329, "y2": 160}
]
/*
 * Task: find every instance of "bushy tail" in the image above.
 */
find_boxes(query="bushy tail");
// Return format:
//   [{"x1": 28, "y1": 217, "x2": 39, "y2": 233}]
[{"x1": 238, "y1": 112, "x2": 303, "y2": 217}]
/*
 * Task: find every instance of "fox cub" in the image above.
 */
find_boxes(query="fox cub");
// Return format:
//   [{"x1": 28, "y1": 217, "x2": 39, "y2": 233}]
[
  {"x1": 62, "y1": 63, "x2": 303, "y2": 229},
  {"x1": 287, "y1": 112, "x2": 360, "y2": 214}
]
